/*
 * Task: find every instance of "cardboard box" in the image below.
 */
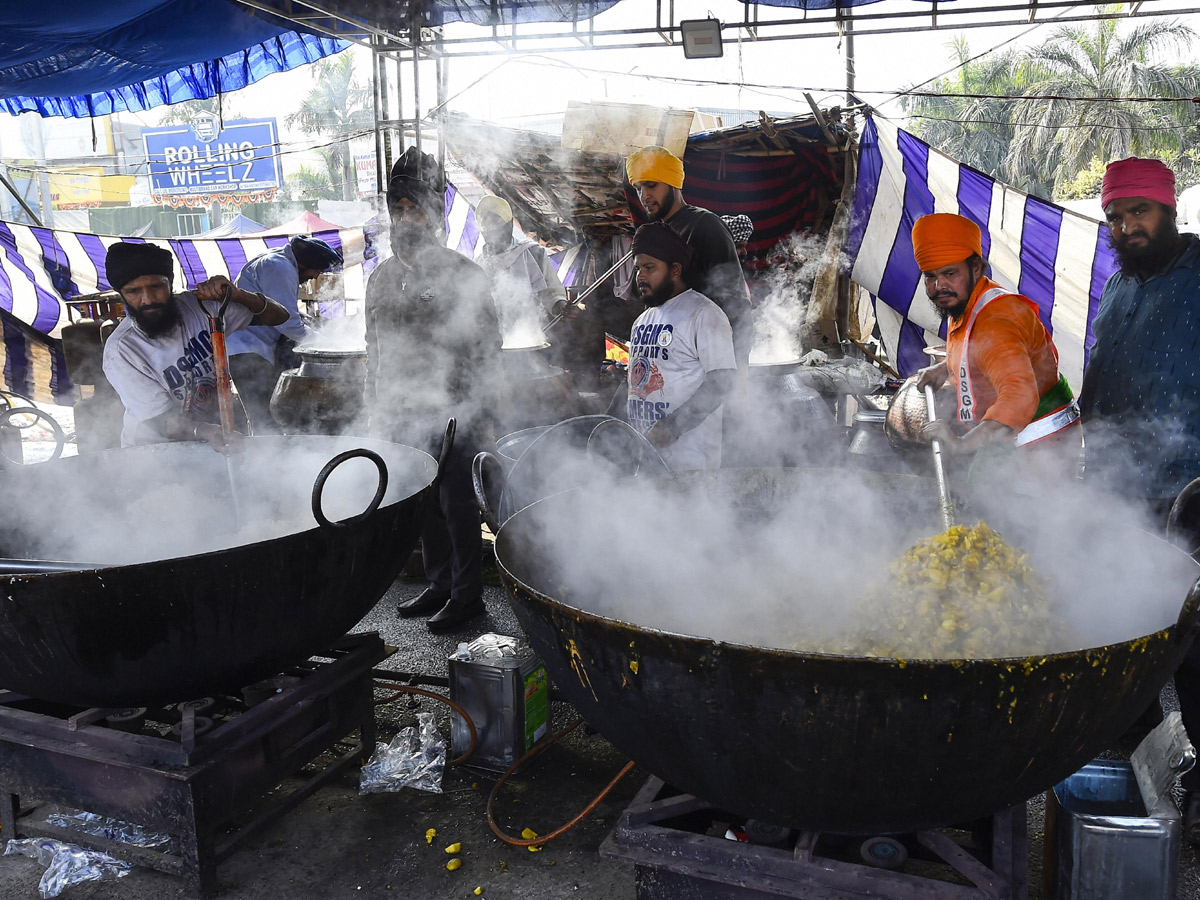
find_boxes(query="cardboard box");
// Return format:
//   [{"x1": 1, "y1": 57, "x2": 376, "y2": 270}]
[{"x1": 561, "y1": 101, "x2": 694, "y2": 158}]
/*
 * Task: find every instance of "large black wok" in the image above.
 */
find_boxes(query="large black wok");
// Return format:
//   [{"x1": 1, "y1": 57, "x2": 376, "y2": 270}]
[
  {"x1": 0, "y1": 433, "x2": 442, "y2": 708},
  {"x1": 493, "y1": 466, "x2": 1200, "y2": 834}
]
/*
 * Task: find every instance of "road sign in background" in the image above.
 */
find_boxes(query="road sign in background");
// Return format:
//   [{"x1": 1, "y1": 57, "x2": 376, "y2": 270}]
[{"x1": 142, "y1": 118, "x2": 282, "y2": 199}]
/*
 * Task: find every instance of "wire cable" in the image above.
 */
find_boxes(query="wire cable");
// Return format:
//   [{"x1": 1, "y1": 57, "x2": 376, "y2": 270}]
[
  {"x1": 373, "y1": 682, "x2": 479, "y2": 767},
  {"x1": 486, "y1": 717, "x2": 637, "y2": 849}
]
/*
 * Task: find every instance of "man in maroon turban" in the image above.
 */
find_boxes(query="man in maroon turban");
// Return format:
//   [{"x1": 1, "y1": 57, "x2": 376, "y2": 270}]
[{"x1": 1080, "y1": 157, "x2": 1200, "y2": 838}]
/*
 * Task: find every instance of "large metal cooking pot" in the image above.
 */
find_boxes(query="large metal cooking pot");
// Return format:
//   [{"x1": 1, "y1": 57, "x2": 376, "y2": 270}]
[
  {"x1": 0, "y1": 431, "x2": 446, "y2": 708},
  {"x1": 492, "y1": 466, "x2": 1200, "y2": 834},
  {"x1": 270, "y1": 347, "x2": 367, "y2": 435}
]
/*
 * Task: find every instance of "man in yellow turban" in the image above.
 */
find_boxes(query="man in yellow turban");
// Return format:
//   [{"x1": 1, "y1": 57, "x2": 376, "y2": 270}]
[
  {"x1": 625, "y1": 146, "x2": 752, "y2": 366},
  {"x1": 912, "y1": 213, "x2": 1077, "y2": 462},
  {"x1": 474, "y1": 195, "x2": 568, "y2": 338}
]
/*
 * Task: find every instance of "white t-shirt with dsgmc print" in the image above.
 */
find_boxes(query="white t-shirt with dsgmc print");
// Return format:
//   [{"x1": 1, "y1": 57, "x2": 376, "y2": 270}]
[
  {"x1": 103, "y1": 291, "x2": 256, "y2": 446},
  {"x1": 626, "y1": 288, "x2": 736, "y2": 471}
]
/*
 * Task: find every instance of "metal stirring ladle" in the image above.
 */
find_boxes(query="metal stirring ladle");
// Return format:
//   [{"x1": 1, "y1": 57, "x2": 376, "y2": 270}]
[
  {"x1": 924, "y1": 385, "x2": 956, "y2": 531},
  {"x1": 202, "y1": 285, "x2": 244, "y2": 532}
]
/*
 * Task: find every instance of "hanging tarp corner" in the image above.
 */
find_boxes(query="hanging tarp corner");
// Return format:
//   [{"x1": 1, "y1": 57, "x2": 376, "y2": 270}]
[{"x1": 0, "y1": 1, "x2": 350, "y2": 119}]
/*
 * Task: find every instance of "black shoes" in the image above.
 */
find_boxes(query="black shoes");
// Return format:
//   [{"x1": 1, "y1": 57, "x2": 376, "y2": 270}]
[
  {"x1": 396, "y1": 587, "x2": 451, "y2": 618},
  {"x1": 427, "y1": 595, "x2": 486, "y2": 633}
]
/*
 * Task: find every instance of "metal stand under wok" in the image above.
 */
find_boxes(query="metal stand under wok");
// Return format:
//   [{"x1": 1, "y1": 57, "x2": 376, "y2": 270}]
[
  {"x1": 601, "y1": 776, "x2": 1027, "y2": 900},
  {"x1": 0, "y1": 631, "x2": 389, "y2": 897}
]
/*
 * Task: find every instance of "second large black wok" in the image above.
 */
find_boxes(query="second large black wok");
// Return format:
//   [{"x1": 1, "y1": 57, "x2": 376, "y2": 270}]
[
  {"x1": 0, "y1": 434, "x2": 440, "y2": 708},
  {"x1": 493, "y1": 467, "x2": 1200, "y2": 834}
]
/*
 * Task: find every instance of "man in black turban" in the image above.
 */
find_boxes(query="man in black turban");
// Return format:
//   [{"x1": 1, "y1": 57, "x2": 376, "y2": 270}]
[
  {"x1": 101, "y1": 241, "x2": 288, "y2": 450},
  {"x1": 612, "y1": 222, "x2": 737, "y2": 470},
  {"x1": 365, "y1": 148, "x2": 503, "y2": 633},
  {"x1": 229, "y1": 235, "x2": 343, "y2": 433}
]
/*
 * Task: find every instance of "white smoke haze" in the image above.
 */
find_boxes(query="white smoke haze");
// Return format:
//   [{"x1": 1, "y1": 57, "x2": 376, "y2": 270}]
[
  {"x1": 311, "y1": 274, "x2": 346, "y2": 309},
  {"x1": 748, "y1": 231, "x2": 829, "y2": 365},
  {"x1": 299, "y1": 313, "x2": 367, "y2": 353},
  {"x1": 491, "y1": 266, "x2": 549, "y2": 349},
  {"x1": 363, "y1": 235, "x2": 503, "y2": 444},
  {"x1": 0, "y1": 436, "x2": 435, "y2": 566},
  {"x1": 499, "y1": 459, "x2": 1198, "y2": 661}
]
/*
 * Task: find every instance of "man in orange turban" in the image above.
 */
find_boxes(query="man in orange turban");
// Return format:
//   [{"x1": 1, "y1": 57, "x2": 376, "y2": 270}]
[
  {"x1": 625, "y1": 146, "x2": 752, "y2": 366},
  {"x1": 912, "y1": 213, "x2": 1078, "y2": 461}
]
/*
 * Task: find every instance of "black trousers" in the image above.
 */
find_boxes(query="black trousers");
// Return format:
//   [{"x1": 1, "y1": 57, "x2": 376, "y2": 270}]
[
  {"x1": 384, "y1": 418, "x2": 486, "y2": 602},
  {"x1": 421, "y1": 434, "x2": 484, "y2": 601}
]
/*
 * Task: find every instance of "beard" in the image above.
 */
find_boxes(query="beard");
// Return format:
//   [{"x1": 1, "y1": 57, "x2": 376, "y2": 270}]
[
  {"x1": 638, "y1": 279, "x2": 677, "y2": 308},
  {"x1": 929, "y1": 291, "x2": 970, "y2": 322},
  {"x1": 390, "y1": 223, "x2": 437, "y2": 259},
  {"x1": 1110, "y1": 222, "x2": 1182, "y2": 276},
  {"x1": 128, "y1": 294, "x2": 181, "y2": 338}
]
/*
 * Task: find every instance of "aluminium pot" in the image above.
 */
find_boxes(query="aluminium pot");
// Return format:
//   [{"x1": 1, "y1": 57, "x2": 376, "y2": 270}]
[
  {"x1": 491, "y1": 466, "x2": 1200, "y2": 834},
  {"x1": 270, "y1": 347, "x2": 367, "y2": 435},
  {"x1": 0, "y1": 431, "x2": 447, "y2": 708}
]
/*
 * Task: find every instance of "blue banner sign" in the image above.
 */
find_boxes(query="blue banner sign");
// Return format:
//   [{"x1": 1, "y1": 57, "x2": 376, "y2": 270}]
[{"x1": 142, "y1": 117, "x2": 282, "y2": 197}]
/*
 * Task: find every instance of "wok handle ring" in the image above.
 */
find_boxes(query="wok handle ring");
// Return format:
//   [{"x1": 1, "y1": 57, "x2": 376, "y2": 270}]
[
  {"x1": 1178, "y1": 576, "x2": 1200, "y2": 643},
  {"x1": 472, "y1": 450, "x2": 507, "y2": 535},
  {"x1": 0, "y1": 405, "x2": 65, "y2": 466},
  {"x1": 435, "y1": 417, "x2": 457, "y2": 487},
  {"x1": 312, "y1": 449, "x2": 389, "y2": 529},
  {"x1": 1168, "y1": 476, "x2": 1200, "y2": 559}
]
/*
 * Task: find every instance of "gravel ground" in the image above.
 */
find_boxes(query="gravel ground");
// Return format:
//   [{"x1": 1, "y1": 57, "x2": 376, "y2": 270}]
[{"x1": 0, "y1": 560, "x2": 1197, "y2": 899}]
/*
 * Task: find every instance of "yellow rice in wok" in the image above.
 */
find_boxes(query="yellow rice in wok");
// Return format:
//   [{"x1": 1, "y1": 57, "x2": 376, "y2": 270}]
[{"x1": 863, "y1": 521, "x2": 1058, "y2": 659}]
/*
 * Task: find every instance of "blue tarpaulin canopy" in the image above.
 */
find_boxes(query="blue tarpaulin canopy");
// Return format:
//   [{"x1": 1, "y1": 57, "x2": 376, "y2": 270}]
[
  {"x1": 0, "y1": 1, "x2": 628, "y2": 120},
  {"x1": 0, "y1": 1, "x2": 350, "y2": 119}
]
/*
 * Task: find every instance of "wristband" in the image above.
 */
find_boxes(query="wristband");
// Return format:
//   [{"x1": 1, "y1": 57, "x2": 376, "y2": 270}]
[{"x1": 250, "y1": 293, "x2": 269, "y2": 315}]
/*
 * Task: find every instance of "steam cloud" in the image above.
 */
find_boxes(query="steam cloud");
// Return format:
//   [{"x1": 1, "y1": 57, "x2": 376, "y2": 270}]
[
  {"x1": 0, "y1": 436, "x2": 435, "y2": 566},
  {"x1": 748, "y1": 231, "x2": 831, "y2": 365},
  {"x1": 490, "y1": 265, "x2": 550, "y2": 350},
  {"x1": 498, "y1": 451, "x2": 1197, "y2": 660}
]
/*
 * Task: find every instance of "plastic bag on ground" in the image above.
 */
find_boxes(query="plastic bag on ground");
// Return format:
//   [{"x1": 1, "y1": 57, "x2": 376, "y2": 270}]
[
  {"x1": 4, "y1": 838, "x2": 132, "y2": 898},
  {"x1": 359, "y1": 711, "x2": 446, "y2": 794},
  {"x1": 44, "y1": 810, "x2": 175, "y2": 851}
]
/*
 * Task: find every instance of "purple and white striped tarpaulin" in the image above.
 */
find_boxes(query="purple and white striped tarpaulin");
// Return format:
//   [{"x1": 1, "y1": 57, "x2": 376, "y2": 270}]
[
  {"x1": 847, "y1": 115, "x2": 1118, "y2": 390},
  {"x1": 0, "y1": 222, "x2": 367, "y2": 340},
  {"x1": 0, "y1": 185, "x2": 587, "y2": 403}
]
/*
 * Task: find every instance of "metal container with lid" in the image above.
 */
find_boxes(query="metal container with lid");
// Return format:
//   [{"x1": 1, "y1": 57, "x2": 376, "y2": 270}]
[
  {"x1": 498, "y1": 342, "x2": 579, "y2": 432},
  {"x1": 1046, "y1": 713, "x2": 1195, "y2": 900},
  {"x1": 448, "y1": 633, "x2": 551, "y2": 772}
]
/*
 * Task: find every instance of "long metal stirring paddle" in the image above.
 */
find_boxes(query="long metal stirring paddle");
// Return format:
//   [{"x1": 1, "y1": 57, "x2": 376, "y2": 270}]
[
  {"x1": 541, "y1": 251, "x2": 633, "y2": 334},
  {"x1": 924, "y1": 384, "x2": 956, "y2": 531},
  {"x1": 206, "y1": 286, "x2": 243, "y2": 532}
]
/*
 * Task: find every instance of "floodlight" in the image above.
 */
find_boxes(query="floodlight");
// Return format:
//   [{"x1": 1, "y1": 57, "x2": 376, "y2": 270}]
[{"x1": 680, "y1": 18, "x2": 723, "y2": 59}]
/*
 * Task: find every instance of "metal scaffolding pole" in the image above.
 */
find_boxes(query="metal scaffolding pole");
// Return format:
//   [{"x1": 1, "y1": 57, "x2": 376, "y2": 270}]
[{"x1": 372, "y1": 34, "x2": 385, "y2": 201}]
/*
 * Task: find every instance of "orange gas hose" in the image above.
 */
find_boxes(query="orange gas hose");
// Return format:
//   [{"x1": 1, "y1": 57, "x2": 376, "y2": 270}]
[{"x1": 486, "y1": 718, "x2": 636, "y2": 848}]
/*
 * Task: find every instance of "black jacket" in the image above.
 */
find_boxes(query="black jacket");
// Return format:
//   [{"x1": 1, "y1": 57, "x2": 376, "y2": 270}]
[{"x1": 365, "y1": 245, "x2": 502, "y2": 435}]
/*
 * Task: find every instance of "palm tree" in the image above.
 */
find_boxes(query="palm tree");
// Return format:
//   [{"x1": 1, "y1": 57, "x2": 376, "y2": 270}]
[
  {"x1": 287, "y1": 163, "x2": 339, "y2": 202},
  {"x1": 903, "y1": 36, "x2": 1043, "y2": 191},
  {"x1": 286, "y1": 53, "x2": 374, "y2": 201},
  {"x1": 1008, "y1": 12, "x2": 1200, "y2": 192}
]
